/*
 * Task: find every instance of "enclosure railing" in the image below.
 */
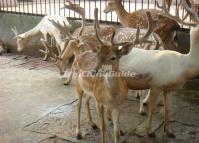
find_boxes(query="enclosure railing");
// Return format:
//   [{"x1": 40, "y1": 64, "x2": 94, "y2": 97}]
[{"x1": 0, "y1": 0, "x2": 194, "y2": 24}]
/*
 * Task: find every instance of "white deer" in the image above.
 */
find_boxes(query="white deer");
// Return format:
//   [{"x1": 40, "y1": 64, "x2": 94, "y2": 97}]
[
  {"x1": 12, "y1": 2, "x2": 73, "y2": 61},
  {"x1": 118, "y1": 0, "x2": 199, "y2": 137}
]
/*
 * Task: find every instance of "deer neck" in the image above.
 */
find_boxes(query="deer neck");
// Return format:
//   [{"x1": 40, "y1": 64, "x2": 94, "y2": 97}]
[
  {"x1": 185, "y1": 26, "x2": 199, "y2": 77},
  {"x1": 24, "y1": 27, "x2": 40, "y2": 38},
  {"x1": 114, "y1": 2, "x2": 129, "y2": 26}
]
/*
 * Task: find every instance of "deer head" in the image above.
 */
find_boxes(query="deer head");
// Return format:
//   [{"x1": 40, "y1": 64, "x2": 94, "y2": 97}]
[
  {"x1": 12, "y1": 27, "x2": 28, "y2": 52},
  {"x1": 104, "y1": 0, "x2": 122, "y2": 13},
  {"x1": 47, "y1": 1, "x2": 86, "y2": 75}
]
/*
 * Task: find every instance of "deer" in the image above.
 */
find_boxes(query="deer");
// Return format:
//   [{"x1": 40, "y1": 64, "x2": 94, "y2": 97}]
[
  {"x1": 72, "y1": 8, "x2": 157, "y2": 143},
  {"x1": 0, "y1": 40, "x2": 7, "y2": 55},
  {"x1": 103, "y1": 0, "x2": 181, "y2": 100},
  {"x1": 49, "y1": 8, "x2": 161, "y2": 116},
  {"x1": 108, "y1": 0, "x2": 199, "y2": 138},
  {"x1": 12, "y1": 12, "x2": 71, "y2": 61},
  {"x1": 104, "y1": 0, "x2": 180, "y2": 51}
]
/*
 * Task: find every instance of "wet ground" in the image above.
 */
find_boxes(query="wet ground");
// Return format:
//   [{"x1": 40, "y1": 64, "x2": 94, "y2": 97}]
[{"x1": 0, "y1": 54, "x2": 199, "y2": 143}]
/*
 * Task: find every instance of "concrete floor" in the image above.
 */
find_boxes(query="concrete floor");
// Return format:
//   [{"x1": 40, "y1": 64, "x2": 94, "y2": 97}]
[{"x1": 0, "y1": 54, "x2": 199, "y2": 143}]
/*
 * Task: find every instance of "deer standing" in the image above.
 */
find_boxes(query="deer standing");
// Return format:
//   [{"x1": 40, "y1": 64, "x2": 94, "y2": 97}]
[
  {"x1": 73, "y1": 8, "x2": 156, "y2": 143},
  {"x1": 49, "y1": 8, "x2": 161, "y2": 115},
  {"x1": 115, "y1": 0, "x2": 199, "y2": 137},
  {"x1": 104, "y1": 0, "x2": 180, "y2": 51}
]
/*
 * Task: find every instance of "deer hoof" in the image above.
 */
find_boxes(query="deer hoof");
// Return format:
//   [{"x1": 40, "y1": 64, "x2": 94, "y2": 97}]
[
  {"x1": 91, "y1": 124, "x2": 98, "y2": 130},
  {"x1": 64, "y1": 79, "x2": 71, "y2": 85},
  {"x1": 120, "y1": 130, "x2": 125, "y2": 136},
  {"x1": 147, "y1": 132, "x2": 156, "y2": 138},
  {"x1": 166, "y1": 132, "x2": 175, "y2": 138},
  {"x1": 76, "y1": 133, "x2": 82, "y2": 139},
  {"x1": 139, "y1": 111, "x2": 147, "y2": 116}
]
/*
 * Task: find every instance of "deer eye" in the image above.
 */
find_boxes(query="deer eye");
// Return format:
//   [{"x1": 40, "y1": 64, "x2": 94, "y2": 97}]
[{"x1": 110, "y1": 56, "x2": 116, "y2": 61}]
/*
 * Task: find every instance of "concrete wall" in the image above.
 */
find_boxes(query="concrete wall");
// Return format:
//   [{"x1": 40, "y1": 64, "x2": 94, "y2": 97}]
[
  {"x1": 0, "y1": 12, "x2": 81, "y2": 57},
  {"x1": 0, "y1": 12, "x2": 191, "y2": 57}
]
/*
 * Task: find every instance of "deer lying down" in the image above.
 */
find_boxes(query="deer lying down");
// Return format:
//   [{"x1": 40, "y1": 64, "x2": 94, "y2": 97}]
[
  {"x1": 118, "y1": 0, "x2": 199, "y2": 137},
  {"x1": 73, "y1": 8, "x2": 155, "y2": 143},
  {"x1": 0, "y1": 40, "x2": 7, "y2": 55},
  {"x1": 12, "y1": 15, "x2": 71, "y2": 61}
]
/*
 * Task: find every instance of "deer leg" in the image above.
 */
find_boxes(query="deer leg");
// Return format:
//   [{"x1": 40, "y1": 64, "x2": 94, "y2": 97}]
[
  {"x1": 64, "y1": 69, "x2": 73, "y2": 85},
  {"x1": 42, "y1": 33, "x2": 50, "y2": 61},
  {"x1": 76, "y1": 88, "x2": 83, "y2": 139},
  {"x1": 163, "y1": 91, "x2": 175, "y2": 138},
  {"x1": 143, "y1": 90, "x2": 150, "y2": 105},
  {"x1": 96, "y1": 103, "x2": 105, "y2": 143},
  {"x1": 64, "y1": 61, "x2": 76, "y2": 85},
  {"x1": 112, "y1": 109, "x2": 120, "y2": 143},
  {"x1": 145, "y1": 89, "x2": 161, "y2": 137},
  {"x1": 139, "y1": 91, "x2": 146, "y2": 115},
  {"x1": 85, "y1": 96, "x2": 98, "y2": 129},
  {"x1": 106, "y1": 107, "x2": 112, "y2": 123}
]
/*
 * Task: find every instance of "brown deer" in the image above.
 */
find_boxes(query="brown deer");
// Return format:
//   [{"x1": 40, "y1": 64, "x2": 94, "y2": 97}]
[
  {"x1": 104, "y1": 0, "x2": 180, "y2": 51},
  {"x1": 49, "y1": 7, "x2": 161, "y2": 115},
  {"x1": 73, "y1": 8, "x2": 156, "y2": 143}
]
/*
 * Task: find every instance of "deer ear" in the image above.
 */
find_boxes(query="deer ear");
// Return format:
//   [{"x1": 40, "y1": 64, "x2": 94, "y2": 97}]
[
  {"x1": 77, "y1": 51, "x2": 98, "y2": 71},
  {"x1": 13, "y1": 35, "x2": 25, "y2": 40},
  {"x1": 118, "y1": 43, "x2": 133, "y2": 56}
]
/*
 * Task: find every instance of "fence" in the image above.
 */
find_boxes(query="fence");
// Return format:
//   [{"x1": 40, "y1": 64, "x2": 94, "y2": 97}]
[{"x1": 0, "y1": 0, "x2": 193, "y2": 23}]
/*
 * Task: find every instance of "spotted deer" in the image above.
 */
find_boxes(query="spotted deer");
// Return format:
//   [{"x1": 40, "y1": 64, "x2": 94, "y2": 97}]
[
  {"x1": 104, "y1": 0, "x2": 180, "y2": 51},
  {"x1": 73, "y1": 8, "x2": 157, "y2": 143},
  {"x1": 49, "y1": 7, "x2": 161, "y2": 115}
]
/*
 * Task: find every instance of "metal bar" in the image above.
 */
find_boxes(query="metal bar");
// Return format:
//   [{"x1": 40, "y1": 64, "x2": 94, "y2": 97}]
[
  {"x1": 59, "y1": 0, "x2": 61, "y2": 15},
  {"x1": 45, "y1": 0, "x2": 47, "y2": 15},
  {"x1": 54, "y1": 0, "x2": 56, "y2": 15},
  {"x1": 36, "y1": 0, "x2": 38, "y2": 14},
  {"x1": 32, "y1": 0, "x2": 34, "y2": 15},
  {"x1": 135, "y1": 0, "x2": 137, "y2": 11},
  {"x1": 23, "y1": 0, "x2": 25, "y2": 13},
  {"x1": 89, "y1": 0, "x2": 91, "y2": 19},
  {"x1": 6, "y1": 0, "x2": 8, "y2": 11},
  {"x1": 27, "y1": 0, "x2": 29, "y2": 14},
  {"x1": 141, "y1": 0, "x2": 143, "y2": 9},
  {"x1": 40, "y1": 0, "x2": 42, "y2": 15},
  {"x1": 49, "y1": 0, "x2": 51, "y2": 15},
  {"x1": 10, "y1": 0, "x2": 13, "y2": 12}
]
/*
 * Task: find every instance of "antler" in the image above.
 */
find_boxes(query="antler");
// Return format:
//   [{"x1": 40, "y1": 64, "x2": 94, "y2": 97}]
[
  {"x1": 157, "y1": 0, "x2": 198, "y2": 27},
  {"x1": 49, "y1": 19, "x2": 75, "y2": 40},
  {"x1": 61, "y1": 0, "x2": 86, "y2": 37},
  {"x1": 40, "y1": 37, "x2": 61, "y2": 60},
  {"x1": 11, "y1": 26, "x2": 18, "y2": 37},
  {"x1": 133, "y1": 11, "x2": 158, "y2": 45},
  {"x1": 181, "y1": 0, "x2": 199, "y2": 24},
  {"x1": 94, "y1": 8, "x2": 106, "y2": 46}
]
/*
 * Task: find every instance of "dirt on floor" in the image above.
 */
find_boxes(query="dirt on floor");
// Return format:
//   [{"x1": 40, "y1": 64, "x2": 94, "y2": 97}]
[{"x1": 0, "y1": 54, "x2": 199, "y2": 143}]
